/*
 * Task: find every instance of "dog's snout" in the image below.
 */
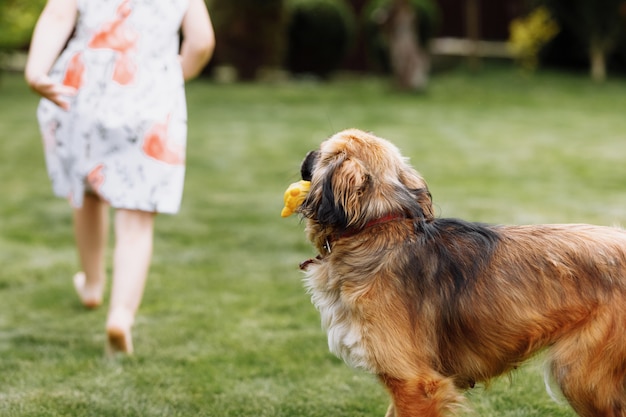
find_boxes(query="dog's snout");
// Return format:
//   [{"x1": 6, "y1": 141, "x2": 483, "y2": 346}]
[{"x1": 301, "y1": 150, "x2": 319, "y2": 181}]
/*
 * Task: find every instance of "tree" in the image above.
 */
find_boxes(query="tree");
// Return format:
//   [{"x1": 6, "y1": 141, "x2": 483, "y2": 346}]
[
  {"x1": 377, "y1": 0, "x2": 429, "y2": 91},
  {"x1": 540, "y1": 0, "x2": 625, "y2": 81}
]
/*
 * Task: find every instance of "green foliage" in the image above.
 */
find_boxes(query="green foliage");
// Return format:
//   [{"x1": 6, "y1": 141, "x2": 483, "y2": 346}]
[
  {"x1": 285, "y1": 0, "x2": 356, "y2": 78},
  {"x1": 0, "y1": 0, "x2": 45, "y2": 51},
  {"x1": 4, "y1": 66, "x2": 626, "y2": 416},
  {"x1": 362, "y1": 0, "x2": 439, "y2": 73}
]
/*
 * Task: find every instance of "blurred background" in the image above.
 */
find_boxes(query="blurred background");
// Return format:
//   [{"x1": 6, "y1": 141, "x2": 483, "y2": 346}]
[
  {"x1": 2, "y1": 2, "x2": 626, "y2": 416},
  {"x1": 2, "y1": 0, "x2": 626, "y2": 85}
]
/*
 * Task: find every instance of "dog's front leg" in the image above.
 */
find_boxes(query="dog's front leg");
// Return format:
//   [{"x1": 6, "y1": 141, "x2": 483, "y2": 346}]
[{"x1": 380, "y1": 373, "x2": 465, "y2": 417}]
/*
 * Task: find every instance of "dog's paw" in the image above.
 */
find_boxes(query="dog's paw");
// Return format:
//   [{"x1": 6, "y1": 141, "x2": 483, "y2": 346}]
[{"x1": 281, "y1": 180, "x2": 310, "y2": 217}]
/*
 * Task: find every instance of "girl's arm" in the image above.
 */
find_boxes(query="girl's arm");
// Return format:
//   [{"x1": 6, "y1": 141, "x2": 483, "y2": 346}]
[
  {"x1": 24, "y1": 0, "x2": 78, "y2": 110},
  {"x1": 179, "y1": 0, "x2": 215, "y2": 81}
]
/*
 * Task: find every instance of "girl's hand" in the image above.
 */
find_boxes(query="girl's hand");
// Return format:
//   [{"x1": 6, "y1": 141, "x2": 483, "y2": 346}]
[{"x1": 28, "y1": 74, "x2": 77, "y2": 110}]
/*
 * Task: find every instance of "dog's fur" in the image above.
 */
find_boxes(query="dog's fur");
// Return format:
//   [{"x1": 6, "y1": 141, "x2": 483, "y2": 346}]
[{"x1": 295, "y1": 128, "x2": 626, "y2": 417}]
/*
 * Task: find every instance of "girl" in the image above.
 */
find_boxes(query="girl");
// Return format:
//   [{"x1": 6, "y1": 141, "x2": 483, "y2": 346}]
[{"x1": 25, "y1": 0, "x2": 215, "y2": 355}]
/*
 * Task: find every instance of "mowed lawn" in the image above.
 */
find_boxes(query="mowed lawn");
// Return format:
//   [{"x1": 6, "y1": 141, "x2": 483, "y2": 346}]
[{"x1": 2, "y1": 65, "x2": 626, "y2": 416}]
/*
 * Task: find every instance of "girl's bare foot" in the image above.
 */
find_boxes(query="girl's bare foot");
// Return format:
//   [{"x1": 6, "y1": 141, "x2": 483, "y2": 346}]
[{"x1": 73, "y1": 272, "x2": 103, "y2": 309}]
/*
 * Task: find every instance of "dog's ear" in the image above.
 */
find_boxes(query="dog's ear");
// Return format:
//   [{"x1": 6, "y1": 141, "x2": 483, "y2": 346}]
[
  {"x1": 316, "y1": 157, "x2": 369, "y2": 229},
  {"x1": 300, "y1": 150, "x2": 318, "y2": 182}
]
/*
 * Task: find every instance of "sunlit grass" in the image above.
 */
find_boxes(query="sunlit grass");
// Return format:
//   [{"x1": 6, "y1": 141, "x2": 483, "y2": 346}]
[{"x1": 2, "y1": 65, "x2": 626, "y2": 416}]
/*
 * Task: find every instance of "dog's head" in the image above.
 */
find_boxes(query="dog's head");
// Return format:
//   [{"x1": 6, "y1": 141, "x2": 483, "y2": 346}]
[{"x1": 298, "y1": 129, "x2": 434, "y2": 230}]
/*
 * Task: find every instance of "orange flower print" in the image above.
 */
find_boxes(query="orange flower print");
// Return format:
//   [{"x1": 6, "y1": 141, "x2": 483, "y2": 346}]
[
  {"x1": 89, "y1": 0, "x2": 137, "y2": 52},
  {"x1": 88, "y1": 0, "x2": 139, "y2": 85},
  {"x1": 87, "y1": 164, "x2": 106, "y2": 194},
  {"x1": 142, "y1": 116, "x2": 185, "y2": 165},
  {"x1": 63, "y1": 52, "x2": 85, "y2": 89},
  {"x1": 112, "y1": 54, "x2": 137, "y2": 85}
]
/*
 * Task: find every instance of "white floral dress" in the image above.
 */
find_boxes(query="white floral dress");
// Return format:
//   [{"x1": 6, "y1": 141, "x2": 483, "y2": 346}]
[{"x1": 37, "y1": 0, "x2": 189, "y2": 214}]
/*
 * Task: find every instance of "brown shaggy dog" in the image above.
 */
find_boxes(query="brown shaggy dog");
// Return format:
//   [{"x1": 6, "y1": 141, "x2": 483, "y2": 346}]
[{"x1": 294, "y1": 128, "x2": 626, "y2": 417}]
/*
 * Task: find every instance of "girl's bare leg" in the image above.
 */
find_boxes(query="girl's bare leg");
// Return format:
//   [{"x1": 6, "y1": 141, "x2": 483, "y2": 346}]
[
  {"x1": 73, "y1": 193, "x2": 109, "y2": 308},
  {"x1": 106, "y1": 208, "x2": 155, "y2": 354}
]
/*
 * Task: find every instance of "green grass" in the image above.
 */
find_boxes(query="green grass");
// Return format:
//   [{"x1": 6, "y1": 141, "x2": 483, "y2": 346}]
[{"x1": 2, "y1": 65, "x2": 626, "y2": 416}]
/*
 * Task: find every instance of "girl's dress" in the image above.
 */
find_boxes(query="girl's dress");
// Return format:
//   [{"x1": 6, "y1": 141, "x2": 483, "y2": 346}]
[{"x1": 37, "y1": 0, "x2": 189, "y2": 214}]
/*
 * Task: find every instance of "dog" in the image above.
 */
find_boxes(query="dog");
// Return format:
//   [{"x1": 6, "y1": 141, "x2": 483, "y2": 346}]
[{"x1": 293, "y1": 128, "x2": 626, "y2": 417}]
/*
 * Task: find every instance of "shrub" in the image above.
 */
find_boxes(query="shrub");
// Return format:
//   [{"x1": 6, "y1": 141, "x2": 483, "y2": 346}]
[
  {"x1": 209, "y1": 0, "x2": 286, "y2": 80},
  {"x1": 285, "y1": 0, "x2": 356, "y2": 78},
  {"x1": 508, "y1": 6, "x2": 560, "y2": 72}
]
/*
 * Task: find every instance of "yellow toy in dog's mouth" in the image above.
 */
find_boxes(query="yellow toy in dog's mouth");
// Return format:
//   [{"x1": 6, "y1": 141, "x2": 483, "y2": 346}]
[{"x1": 281, "y1": 180, "x2": 310, "y2": 217}]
